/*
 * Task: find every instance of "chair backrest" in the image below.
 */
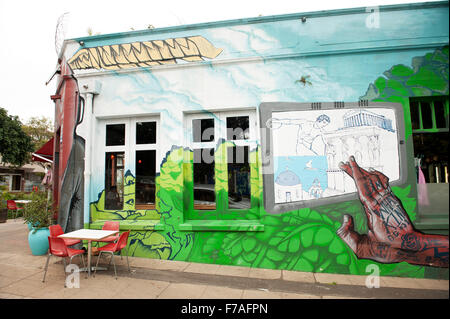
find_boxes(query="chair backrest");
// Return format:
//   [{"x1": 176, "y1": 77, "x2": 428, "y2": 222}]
[
  {"x1": 6, "y1": 200, "x2": 17, "y2": 209},
  {"x1": 115, "y1": 231, "x2": 130, "y2": 252},
  {"x1": 102, "y1": 221, "x2": 120, "y2": 231},
  {"x1": 48, "y1": 236, "x2": 69, "y2": 257},
  {"x1": 49, "y1": 224, "x2": 64, "y2": 238}
]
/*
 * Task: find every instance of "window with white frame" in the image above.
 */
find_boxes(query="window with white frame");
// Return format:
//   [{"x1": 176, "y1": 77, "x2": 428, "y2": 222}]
[
  {"x1": 185, "y1": 110, "x2": 257, "y2": 212},
  {"x1": 102, "y1": 117, "x2": 159, "y2": 211}
]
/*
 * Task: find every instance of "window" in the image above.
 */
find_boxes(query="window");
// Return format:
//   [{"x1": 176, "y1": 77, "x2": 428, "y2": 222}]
[
  {"x1": 193, "y1": 148, "x2": 216, "y2": 209},
  {"x1": 135, "y1": 120, "x2": 158, "y2": 208},
  {"x1": 102, "y1": 117, "x2": 159, "y2": 211},
  {"x1": 106, "y1": 124, "x2": 125, "y2": 146},
  {"x1": 186, "y1": 110, "x2": 257, "y2": 213},
  {"x1": 227, "y1": 145, "x2": 251, "y2": 209},
  {"x1": 105, "y1": 152, "x2": 125, "y2": 210},
  {"x1": 410, "y1": 96, "x2": 448, "y2": 218},
  {"x1": 410, "y1": 96, "x2": 449, "y2": 183},
  {"x1": 410, "y1": 98, "x2": 449, "y2": 131}
]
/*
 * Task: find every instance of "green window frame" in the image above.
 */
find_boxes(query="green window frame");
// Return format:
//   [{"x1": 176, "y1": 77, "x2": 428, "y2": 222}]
[
  {"x1": 181, "y1": 110, "x2": 264, "y2": 232},
  {"x1": 410, "y1": 96, "x2": 449, "y2": 133}
]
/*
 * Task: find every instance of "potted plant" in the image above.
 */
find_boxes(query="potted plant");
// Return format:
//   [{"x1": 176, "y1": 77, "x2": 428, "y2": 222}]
[
  {"x1": 23, "y1": 191, "x2": 53, "y2": 255},
  {"x1": 0, "y1": 197, "x2": 7, "y2": 223}
]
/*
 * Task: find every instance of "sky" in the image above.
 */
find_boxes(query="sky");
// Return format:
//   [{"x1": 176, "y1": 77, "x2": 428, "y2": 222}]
[{"x1": 0, "y1": 0, "x2": 428, "y2": 125}]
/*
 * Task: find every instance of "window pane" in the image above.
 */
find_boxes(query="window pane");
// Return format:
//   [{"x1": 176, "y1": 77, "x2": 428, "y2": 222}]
[
  {"x1": 410, "y1": 101, "x2": 420, "y2": 130},
  {"x1": 434, "y1": 100, "x2": 447, "y2": 129},
  {"x1": 106, "y1": 124, "x2": 125, "y2": 146},
  {"x1": 413, "y1": 132, "x2": 448, "y2": 183},
  {"x1": 227, "y1": 116, "x2": 249, "y2": 140},
  {"x1": 227, "y1": 146, "x2": 251, "y2": 209},
  {"x1": 193, "y1": 119, "x2": 214, "y2": 142},
  {"x1": 12, "y1": 175, "x2": 21, "y2": 191},
  {"x1": 420, "y1": 102, "x2": 433, "y2": 129},
  {"x1": 135, "y1": 150, "x2": 156, "y2": 205},
  {"x1": 193, "y1": 148, "x2": 215, "y2": 209},
  {"x1": 136, "y1": 121, "x2": 156, "y2": 144},
  {"x1": 105, "y1": 152, "x2": 124, "y2": 210}
]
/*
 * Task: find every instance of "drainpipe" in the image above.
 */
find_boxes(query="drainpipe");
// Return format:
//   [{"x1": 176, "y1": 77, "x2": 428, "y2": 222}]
[{"x1": 79, "y1": 81, "x2": 101, "y2": 227}]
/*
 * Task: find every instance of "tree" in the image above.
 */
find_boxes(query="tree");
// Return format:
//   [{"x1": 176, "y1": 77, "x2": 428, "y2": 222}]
[
  {"x1": 0, "y1": 107, "x2": 34, "y2": 166},
  {"x1": 22, "y1": 116, "x2": 54, "y2": 150}
]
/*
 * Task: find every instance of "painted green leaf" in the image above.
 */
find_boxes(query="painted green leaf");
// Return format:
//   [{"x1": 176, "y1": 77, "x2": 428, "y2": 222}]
[
  {"x1": 263, "y1": 215, "x2": 282, "y2": 226},
  {"x1": 308, "y1": 210, "x2": 323, "y2": 222},
  {"x1": 298, "y1": 208, "x2": 311, "y2": 219},
  {"x1": 328, "y1": 237, "x2": 346, "y2": 254},
  {"x1": 278, "y1": 239, "x2": 289, "y2": 253},
  {"x1": 336, "y1": 253, "x2": 350, "y2": 265},
  {"x1": 407, "y1": 67, "x2": 447, "y2": 91},
  {"x1": 242, "y1": 237, "x2": 257, "y2": 252},
  {"x1": 242, "y1": 251, "x2": 258, "y2": 263},
  {"x1": 231, "y1": 243, "x2": 242, "y2": 257},
  {"x1": 390, "y1": 64, "x2": 414, "y2": 77},
  {"x1": 268, "y1": 235, "x2": 284, "y2": 247},
  {"x1": 302, "y1": 249, "x2": 319, "y2": 263},
  {"x1": 314, "y1": 227, "x2": 334, "y2": 246},
  {"x1": 318, "y1": 258, "x2": 332, "y2": 272},
  {"x1": 387, "y1": 79, "x2": 409, "y2": 96},
  {"x1": 259, "y1": 258, "x2": 277, "y2": 269},
  {"x1": 321, "y1": 214, "x2": 334, "y2": 226},
  {"x1": 288, "y1": 236, "x2": 301, "y2": 253},
  {"x1": 300, "y1": 227, "x2": 315, "y2": 248},
  {"x1": 294, "y1": 257, "x2": 314, "y2": 272},
  {"x1": 374, "y1": 77, "x2": 386, "y2": 92},
  {"x1": 267, "y1": 247, "x2": 285, "y2": 262}
]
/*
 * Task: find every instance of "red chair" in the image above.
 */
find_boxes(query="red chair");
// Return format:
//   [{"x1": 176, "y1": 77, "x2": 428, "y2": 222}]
[
  {"x1": 94, "y1": 231, "x2": 130, "y2": 279},
  {"x1": 42, "y1": 236, "x2": 86, "y2": 286},
  {"x1": 7, "y1": 200, "x2": 24, "y2": 219},
  {"x1": 95, "y1": 221, "x2": 120, "y2": 246},
  {"x1": 49, "y1": 224, "x2": 82, "y2": 247}
]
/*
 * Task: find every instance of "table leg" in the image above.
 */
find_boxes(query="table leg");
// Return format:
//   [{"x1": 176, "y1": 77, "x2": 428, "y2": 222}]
[{"x1": 87, "y1": 240, "x2": 91, "y2": 277}]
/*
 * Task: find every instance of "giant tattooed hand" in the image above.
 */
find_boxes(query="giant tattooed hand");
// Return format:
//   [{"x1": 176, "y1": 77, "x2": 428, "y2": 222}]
[{"x1": 336, "y1": 156, "x2": 448, "y2": 268}]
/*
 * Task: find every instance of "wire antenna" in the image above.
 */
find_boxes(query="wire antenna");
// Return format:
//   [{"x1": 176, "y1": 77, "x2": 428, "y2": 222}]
[{"x1": 55, "y1": 12, "x2": 70, "y2": 56}]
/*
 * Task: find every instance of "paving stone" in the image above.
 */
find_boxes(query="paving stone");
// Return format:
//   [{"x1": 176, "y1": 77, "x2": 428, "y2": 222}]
[
  {"x1": 282, "y1": 270, "x2": 316, "y2": 283},
  {"x1": 248, "y1": 268, "x2": 281, "y2": 280},
  {"x1": 157, "y1": 282, "x2": 208, "y2": 299}
]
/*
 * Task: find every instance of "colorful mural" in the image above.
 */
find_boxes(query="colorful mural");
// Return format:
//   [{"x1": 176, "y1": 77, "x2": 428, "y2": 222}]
[
  {"x1": 68, "y1": 36, "x2": 223, "y2": 70},
  {"x1": 338, "y1": 156, "x2": 448, "y2": 267},
  {"x1": 270, "y1": 107, "x2": 400, "y2": 204},
  {"x1": 54, "y1": 3, "x2": 449, "y2": 280}
]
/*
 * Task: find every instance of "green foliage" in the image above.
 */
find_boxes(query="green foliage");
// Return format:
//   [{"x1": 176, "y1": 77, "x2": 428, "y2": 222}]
[
  {"x1": 362, "y1": 46, "x2": 449, "y2": 103},
  {"x1": 23, "y1": 191, "x2": 53, "y2": 229},
  {"x1": 21, "y1": 116, "x2": 54, "y2": 150},
  {"x1": 0, "y1": 107, "x2": 34, "y2": 166}
]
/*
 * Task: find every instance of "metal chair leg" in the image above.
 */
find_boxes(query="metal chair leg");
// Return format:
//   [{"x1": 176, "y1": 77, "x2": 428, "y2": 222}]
[
  {"x1": 63, "y1": 258, "x2": 67, "y2": 288},
  {"x1": 111, "y1": 252, "x2": 117, "y2": 279},
  {"x1": 94, "y1": 251, "x2": 103, "y2": 277},
  {"x1": 125, "y1": 247, "x2": 130, "y2": 272},
  {"x1": 42, "y1": 253, "x2": 51, "y2": 282}
]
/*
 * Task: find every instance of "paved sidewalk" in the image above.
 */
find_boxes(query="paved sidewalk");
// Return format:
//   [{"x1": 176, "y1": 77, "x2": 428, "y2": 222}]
[{"x1": 0, "y1": 219, "x2": 448, "y2": 299}]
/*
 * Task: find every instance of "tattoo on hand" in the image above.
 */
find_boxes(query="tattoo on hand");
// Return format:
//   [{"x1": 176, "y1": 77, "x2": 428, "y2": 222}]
[{"x1": 336, "y1": 156, "x2": 449, "y2": 268}]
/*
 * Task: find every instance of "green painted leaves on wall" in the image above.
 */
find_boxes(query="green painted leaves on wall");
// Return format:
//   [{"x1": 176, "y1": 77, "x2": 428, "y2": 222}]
[
  {"x1": 362, "y1": 46, "x2": 449, "y2": 105},
  {"x1": 204, "y1": 207, "x2": 359, "y2": 274}
]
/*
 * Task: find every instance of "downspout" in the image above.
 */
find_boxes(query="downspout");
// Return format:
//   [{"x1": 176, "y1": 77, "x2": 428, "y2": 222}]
[
  {"x1": 79, "y1": 80, "x2": 101, "y2": 227},
  {"x1": 83, "y1": 92, "x2": 94, "y2": 226}
]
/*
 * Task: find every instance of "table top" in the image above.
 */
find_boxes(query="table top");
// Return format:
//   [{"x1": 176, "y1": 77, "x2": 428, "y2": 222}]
[
  {"x1": 58, "y1": 229, "x2": 119, "y2": 241},
  {"x1": 15, "y1": 200, "x2": 31, "y2": 204}
]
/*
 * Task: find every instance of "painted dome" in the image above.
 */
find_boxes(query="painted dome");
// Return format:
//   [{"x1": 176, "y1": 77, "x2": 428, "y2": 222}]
[{"x1": 275, "y1": 168, "x2": 301, "y2": 186}]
